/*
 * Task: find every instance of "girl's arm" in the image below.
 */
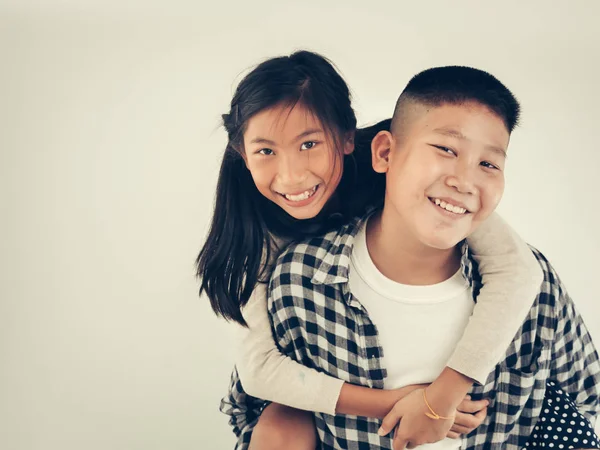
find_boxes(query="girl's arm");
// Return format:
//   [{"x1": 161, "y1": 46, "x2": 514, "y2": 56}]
[
  {"x1": 237, "y1": 213, "x2": 542, "y2": 422},
  {"x1": 450, "y1": 212, "x2": 543, "y2": 384},
  {"x1": 422, "y1": 213, "x2": 543, "y2": 414},
  {"x1": 236, "y1": 282, "x2": 418, "y2": 417},
  {"x1": 378, "y1": 212, "x2": 544, "y2": 439},
  {"x1": 235, "y1": 282, "x2": 341, "y2": 415}
]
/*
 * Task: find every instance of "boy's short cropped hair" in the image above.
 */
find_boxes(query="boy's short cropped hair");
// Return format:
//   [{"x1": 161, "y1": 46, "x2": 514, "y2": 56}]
[{"x1": 393, "y1": 66, "x2": 520, "y2": 133}]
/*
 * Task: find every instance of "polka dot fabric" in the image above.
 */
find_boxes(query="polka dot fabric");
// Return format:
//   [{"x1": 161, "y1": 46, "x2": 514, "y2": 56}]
[{"x1": 524, "y1": 380, "x2": 599, "y2": 449}]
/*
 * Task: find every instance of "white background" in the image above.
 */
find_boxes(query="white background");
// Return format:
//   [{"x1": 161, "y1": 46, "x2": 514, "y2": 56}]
[{"x1": 1, "y1": 1, "x2": 599, "y2": 449}]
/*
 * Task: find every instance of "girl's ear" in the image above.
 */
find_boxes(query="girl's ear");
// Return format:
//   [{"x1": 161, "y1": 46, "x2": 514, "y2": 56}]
[
  {"x1": 233, "y1": 144, "x2": 249, "y2": 169},
  {"x1": 343, "y1": 132, "x2": 355, "y2": 155},
  {"x1": 371, "y1": 131, "x2": 393, "y2": 173}
]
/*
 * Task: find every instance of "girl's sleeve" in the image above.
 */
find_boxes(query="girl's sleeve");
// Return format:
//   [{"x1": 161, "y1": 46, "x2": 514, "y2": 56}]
[
  {"x1": 450, "y1": 212, "x2": 544, "y2": 384},
  {"x1": 233, "y1": 282, "x2": 344, "y2": 414}
]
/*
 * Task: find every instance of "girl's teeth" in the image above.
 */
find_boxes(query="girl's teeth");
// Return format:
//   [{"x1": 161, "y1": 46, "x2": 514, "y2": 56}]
[{"x1": 285, "y1": 186, "x2": 317, "y2": 202}]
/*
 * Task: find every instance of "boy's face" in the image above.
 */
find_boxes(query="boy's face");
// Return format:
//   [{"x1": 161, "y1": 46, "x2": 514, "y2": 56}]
[{"x1": 373, "y1": 102, "x2": 509, "y2": 251}]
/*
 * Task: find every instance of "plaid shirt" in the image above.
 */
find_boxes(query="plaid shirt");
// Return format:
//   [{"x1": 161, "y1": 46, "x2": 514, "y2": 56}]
[{"x1": 221, "y1": 216, "x2": 600, "y2": 449}]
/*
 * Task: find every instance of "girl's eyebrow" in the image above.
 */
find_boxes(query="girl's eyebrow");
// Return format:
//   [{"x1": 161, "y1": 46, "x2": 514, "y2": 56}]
[
  {"x1": 249, "y1": 137, "x2": 277, "y2": 145},
  {"x1": 293, "y1": 128, "x2": 324, "y2": 141},
  {"x1": 249, "y1": 128, "x2": 324, "y2": 146}
]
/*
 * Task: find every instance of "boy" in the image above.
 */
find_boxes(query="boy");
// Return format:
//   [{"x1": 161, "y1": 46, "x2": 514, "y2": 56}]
[{"x1": 225, "y1": 66, "x2": 600, "y2": 449}]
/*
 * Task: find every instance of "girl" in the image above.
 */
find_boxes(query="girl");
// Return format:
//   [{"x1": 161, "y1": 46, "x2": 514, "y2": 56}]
[{"x1": 198, "y1": 51, "x2": 596, "y2": 449}]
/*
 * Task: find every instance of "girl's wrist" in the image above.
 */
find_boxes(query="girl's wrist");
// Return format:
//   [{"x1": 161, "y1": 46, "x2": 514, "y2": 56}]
[{"x1": 426, "y1": 367, "x2": 474, "y2": 416}]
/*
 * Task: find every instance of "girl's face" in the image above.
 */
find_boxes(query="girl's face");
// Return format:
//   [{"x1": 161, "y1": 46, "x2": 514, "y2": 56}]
[{"x1": 242, "y1": 103, "x2": 354, "y2": 220}]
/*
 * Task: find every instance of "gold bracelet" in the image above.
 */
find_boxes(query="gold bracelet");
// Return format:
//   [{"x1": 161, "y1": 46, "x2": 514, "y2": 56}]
[{"x1": 422, "y1": 389, "x2": 454, "y2": 420}]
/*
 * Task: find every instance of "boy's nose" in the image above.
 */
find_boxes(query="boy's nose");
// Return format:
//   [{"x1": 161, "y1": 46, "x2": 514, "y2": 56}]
[{"x1": 446, "y1": 163, "x2": 476, "y2": 195}]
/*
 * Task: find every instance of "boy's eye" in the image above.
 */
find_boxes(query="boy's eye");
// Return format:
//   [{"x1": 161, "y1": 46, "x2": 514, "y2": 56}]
[
  {"x1": 481, "y1": 161, "x2": 499, "y2": 170},
  {"x1": 300, "y1": 141, "x2": 318, "y2": 150},
  {"x1": 257, "y1": 148, "x2": 274, "y2": 156},
  {"x1": 433, "y1": 145, "x2": 456, "y2": 156}
]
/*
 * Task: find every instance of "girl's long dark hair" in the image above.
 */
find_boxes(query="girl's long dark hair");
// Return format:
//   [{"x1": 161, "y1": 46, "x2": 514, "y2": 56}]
[{"x1": 196, "y1": 50, "x2": 389, "y2": 326}]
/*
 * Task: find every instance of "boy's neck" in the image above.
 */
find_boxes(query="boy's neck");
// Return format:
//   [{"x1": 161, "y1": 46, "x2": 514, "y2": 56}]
[{"x1": 365, "y1": 212, "x2": 461, "y2": 285}]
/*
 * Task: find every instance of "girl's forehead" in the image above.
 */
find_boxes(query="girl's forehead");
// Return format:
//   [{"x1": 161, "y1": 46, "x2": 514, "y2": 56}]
[{"x1": 244, "y1": 103, "x2": 326, "y2": 142}]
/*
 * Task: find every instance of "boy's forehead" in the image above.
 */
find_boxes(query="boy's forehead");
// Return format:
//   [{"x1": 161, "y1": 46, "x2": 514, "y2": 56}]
[
  {"x1": 414, "y1": 102, "x2": 507, "y2": 133},
  {"x1": 395, "y1": 101, "x2": 510, "y2": 152}
]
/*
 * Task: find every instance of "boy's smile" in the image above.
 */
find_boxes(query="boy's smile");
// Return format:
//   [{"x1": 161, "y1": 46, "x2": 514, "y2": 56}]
[{"x1": 372, "y1": 101, "x2": 509, "y2": 252}]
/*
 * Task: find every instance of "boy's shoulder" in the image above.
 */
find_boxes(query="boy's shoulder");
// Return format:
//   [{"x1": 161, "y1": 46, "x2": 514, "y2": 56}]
[
  {"x1": 527, "y1": 244, "x2": 568, "y2": 306},
  {"x1": 272, "y1": 215, "x2": 365, "y2": 284}
]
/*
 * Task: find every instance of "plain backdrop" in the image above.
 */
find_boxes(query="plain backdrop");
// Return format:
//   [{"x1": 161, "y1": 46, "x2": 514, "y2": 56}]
[{"x1": 1, "y1": 1, "x2": 599, "y2": 449}]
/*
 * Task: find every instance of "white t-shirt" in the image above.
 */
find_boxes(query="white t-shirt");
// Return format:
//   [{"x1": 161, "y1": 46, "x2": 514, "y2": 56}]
[{"x1": 349, "y1": 220, "x2": 475, "y2": 450}]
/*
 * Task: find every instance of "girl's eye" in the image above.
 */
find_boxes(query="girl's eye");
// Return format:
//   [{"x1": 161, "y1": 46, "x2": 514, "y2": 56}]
[
  {"x1": 257, "y1": 148, "x2": 274, "y2": 156},
  {"x1": 300, "y1": 141, "x2": 318, "y2": 150},
  {"x1": 481, "y1": 161, "x2": 499, "y2": 170}
]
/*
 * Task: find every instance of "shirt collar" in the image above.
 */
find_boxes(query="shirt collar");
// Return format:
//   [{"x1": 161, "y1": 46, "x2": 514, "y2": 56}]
[
  {"x1": 311, "y1": 214, "x2": 478, "y2": 292},
  {"x1": 310, "y1": 215, "x2": 365, "y2": 286}
]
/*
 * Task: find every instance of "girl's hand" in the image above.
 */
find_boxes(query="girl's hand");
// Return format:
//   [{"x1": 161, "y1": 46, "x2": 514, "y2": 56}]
[
  {"x1": 395, "y1": 383, "x2": 429, "y2": 401},
  {"x1": 447, "y1": 395, "x2": 489, "y2": 439},
  {"x1": 379, "y1": 390, "x2": 489, "y2": 449},
  {"x1": 379, "y1": 388, "x2": 453, "y2": 450}
]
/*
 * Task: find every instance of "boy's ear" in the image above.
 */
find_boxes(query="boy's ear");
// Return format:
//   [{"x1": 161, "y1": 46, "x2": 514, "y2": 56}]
[
  {"x1": 371, "y1": 131, "x2": 393, "y2": 173},
  {"x1": 343, "y1": 132, "x2": 355, "y2": 155}
]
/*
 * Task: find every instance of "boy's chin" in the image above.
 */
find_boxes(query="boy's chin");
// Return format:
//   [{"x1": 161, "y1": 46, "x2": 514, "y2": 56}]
[{"x1": 421, "y1": 232, "x2": 468, "y2": 251}]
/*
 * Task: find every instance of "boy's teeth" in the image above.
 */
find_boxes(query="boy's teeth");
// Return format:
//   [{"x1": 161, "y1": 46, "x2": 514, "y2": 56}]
[
  {"x1": 432, "y1": 198, "x2": 466, "y2": 214},
  {"x1": 285, "y1": 186, "x2": 317, "y2": 202}
]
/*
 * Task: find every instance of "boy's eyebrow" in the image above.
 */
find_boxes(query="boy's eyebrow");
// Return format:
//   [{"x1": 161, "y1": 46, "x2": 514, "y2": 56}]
[
  {"x1": 432, "y1": 127, "x2": 507, "y2": 158},
  {"x1": 249, "y1": 128, "x2": 324, "y2": 146},
  {"x1": 485, "y1": 145, "x2": 507, "y2": 158},
  {"x1": 432, "y1": 127, "x2": 467, "y2": 140}
]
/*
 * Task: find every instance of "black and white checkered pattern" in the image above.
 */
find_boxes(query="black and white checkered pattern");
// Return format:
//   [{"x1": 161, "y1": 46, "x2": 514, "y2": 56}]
[
  {"x1": 220, "y1": 367, "x2": 267, "y2": 449},
  {"x1": 220, "y1": 216, "x2": 600, "y2": 449}
]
